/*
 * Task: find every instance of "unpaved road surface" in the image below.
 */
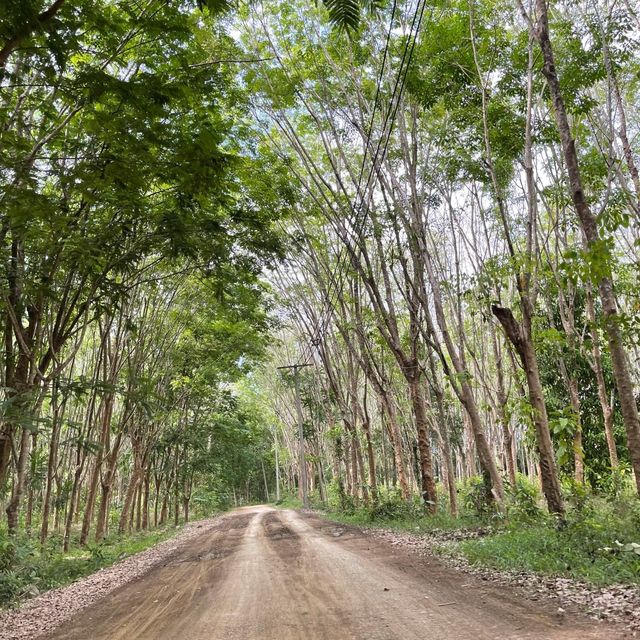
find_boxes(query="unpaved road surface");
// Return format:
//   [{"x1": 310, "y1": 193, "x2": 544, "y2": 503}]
[{"x1": 49, "y1": 506, "x2": 624, "y2": 639}]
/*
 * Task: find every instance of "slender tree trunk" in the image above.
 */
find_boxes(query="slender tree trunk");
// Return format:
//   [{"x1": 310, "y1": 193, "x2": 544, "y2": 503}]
[
  {"x1": 183, "y1": 497, "x2": 190, "y2": 523},
  {"x1": 380, "y1": 392, "x2": 410, "y2": 498},
  {"x1": 160, "y1": 492, "x2": 168, "y2": 526},
  {"x1": 423, "y1": 260, "x2": 504, "y2": 504},
  {"x1": 41, "y1": 387, "x2": 65, "y2": 544},
  {"x1": 492, "y1": 305, "x2": 565, "y2": 514},
  {"x1": 142, "y1": 471, "x2": 150, "y2": 530},
  {"x1": 361, "y1": 415, "x2": 377, "y2": 504},
  {"x1": 533, "y1": 0, "x2": 640, "y2": 493},
  {"x1": 568, "y1": 376, "x2": 585, "y2": 483},
  {"x1": 80, "y1": 459, "x2": 101, "y2": 545},
  {"x1": 153, "y1": 475, "x2": 161, "y2": 527},
  {"x1": 95, "y1": 433, "x2": 122, "y2": 541},
  {"x1": 407, "y1": 377, "x2": 437, "y2": 513},
  {"x1": 427, "y1": 373, "x2": 458, "y2": 517},
  {"x1": 119, "y1": 467, "x2": 141, "y2": 534},
  {"x1": 6, "y1": 426, "x2": 31, "y2": 534},
  {"x1": 586, "y1": 289, "x2": 619, "y2": 468},
  {"x1": 135, "y1": 479, "x2": 143, "y2": 531},
  {"x1": 63, "y1": 464, "x2": 83, "y2": 551},
  {"x1": 492, "y1": 333, "x2": 517, "y2": 487}
]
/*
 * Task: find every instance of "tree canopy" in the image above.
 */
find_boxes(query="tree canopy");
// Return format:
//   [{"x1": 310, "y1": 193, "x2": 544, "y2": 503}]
[{"x1": 1, "y1": 0, "x2": 640, "y2": 586}]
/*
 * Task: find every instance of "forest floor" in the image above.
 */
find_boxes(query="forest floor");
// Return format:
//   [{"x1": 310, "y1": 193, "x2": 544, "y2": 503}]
[{"x1": 0, "y1": 505, "x2": 630, "y2": 639}]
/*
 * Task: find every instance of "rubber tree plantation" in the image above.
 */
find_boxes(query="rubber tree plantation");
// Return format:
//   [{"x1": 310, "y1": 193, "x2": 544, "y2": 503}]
[{"x1": 0, "y1": 0, "x2": 639, "y2": 635}]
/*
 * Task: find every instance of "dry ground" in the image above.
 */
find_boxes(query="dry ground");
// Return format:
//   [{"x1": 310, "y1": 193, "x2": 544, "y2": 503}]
[{"x1": 29, "y1": 505, "x2": 628, "y2": 639}]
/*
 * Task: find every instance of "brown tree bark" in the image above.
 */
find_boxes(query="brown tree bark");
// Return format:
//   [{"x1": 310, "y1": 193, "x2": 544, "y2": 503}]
[
  {"x1": 492, "y1": 305, "x2": 564, "y2": 514},
  {"x1": 41, "y1": 385, "x2": 64, "y2": 544},
  {"x1": 533, "y1": 0, "x2": 640, "y2": 493},
  {"x1": 0, "y1": 0, "x2": 66, "y2": 70},
  {"x1": 118, "y1": 467, "x2": 142, "y2": 534},
  {"x1": 142, "y1": 471, "x2": 150, "y2": 530},
  {"x1": 407, "y1": 377, "x2": 437, "y2": 513},
  {"x1": 492, "y1": 332, "x2": 517, "y2": 488},
  {"x1": 7, "y1": 426, "x2": 31, "y2": 533},
  {"x1": 585, "y1": 289, "x2": 619, "y2": 468},
  {"x1": 95, "y1": 432, "x2": 122, "y2": 541},
  {"x1": 425, "y1": 375, "x2": 458, "y2": 517}
]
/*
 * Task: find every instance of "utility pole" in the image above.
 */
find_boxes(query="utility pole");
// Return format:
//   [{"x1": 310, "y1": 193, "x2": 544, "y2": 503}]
[
  {"x1": 277, "y1": 363, "x2": 312, "y2": 509},
  {"x1": 273, "y1": 424, "x2": 281, "y2": 502}
]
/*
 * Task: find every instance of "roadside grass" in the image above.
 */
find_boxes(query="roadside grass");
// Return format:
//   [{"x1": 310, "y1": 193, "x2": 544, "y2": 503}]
[
  {"x1": 273, "y1": 495, "x2": 303, "y2": 509},
  {"x1": 459, "y1": 496, "x2": 640, "y2": 585},
  {"x1": 0, "y1": 523, "x2": 187, "y2": 608},
  {"x1": 298, "y1": 477, "x2": 640, "y2": 587},
  {"x1": 319, "y1": 506, "x2": 483, "y2": 533}
]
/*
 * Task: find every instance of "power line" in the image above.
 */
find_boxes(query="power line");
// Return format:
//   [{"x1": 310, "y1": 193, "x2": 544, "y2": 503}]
[
  {"x1": 291, "y1": 0, "x2": 400, "y2": 365},
  {"x1": 305, "y1": 0, "x2": 427, "y2": 355},
  {"x1": 353, "y1": 0, "x2": 399, "y2": 207}
]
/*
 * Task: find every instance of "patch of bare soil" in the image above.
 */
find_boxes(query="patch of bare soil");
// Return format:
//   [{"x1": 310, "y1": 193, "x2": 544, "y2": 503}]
[
  {"x1": 0, "y1": 506, "x2": 632, "y2": 640},
  {"x1": 0, "y1": 511, "x2": 241, "y2": 640},
  {"x1": 352, "y1": 522, "x2": 640, "y2": 634}
]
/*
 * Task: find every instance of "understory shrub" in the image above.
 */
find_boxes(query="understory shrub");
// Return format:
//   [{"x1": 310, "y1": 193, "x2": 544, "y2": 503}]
[
  {"x1": 506, "y1": 474, "x2": 544, "y2": 523},
  {"x1": 0, "y1": 525, "x2": 178, "y2": 608},
  {"x1": 459, "y1": 476, "x2": 495, "y2": 517},
  {"x1": 461, "y1": 493, "x2": 640, "y2": 585}
]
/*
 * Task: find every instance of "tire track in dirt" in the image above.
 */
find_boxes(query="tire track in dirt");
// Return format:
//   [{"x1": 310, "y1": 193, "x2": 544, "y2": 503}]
[
  {"x1": 46, "y1": 509, "x2": 255, "y2": 640},
  {"x1": 41, "y1": 506, "x2": 627, "y2": 640}
]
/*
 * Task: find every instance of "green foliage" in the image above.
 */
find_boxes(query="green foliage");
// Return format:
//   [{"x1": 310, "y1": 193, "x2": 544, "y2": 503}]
[
  {"x1": 0, "y1": 526, "x2": 183, "y2": 607},
  {"x1": 534, "y1": 292, "x2": 627, "y2": 484},
  {"x1": 326, "y1": 478, "x2": 356, "y2": 513},
  {"x1": 321, "y1": 0, "x2": 362, "y2": 31},
  {"x1": 366, "y1": 489, "x2": 422, "y2": 522},
  {"x1": 317, "y1": 485, "x2": 640, "y2": 587},
  {"x1": 459, "y1": 476, "x2": 495, "y2": 517},
  {"x1": 601, "y1": 464, "x2": 633, "y2": 500},
  {"x1": 462, "y1": 495, "x2": 640, "y2": 585},
  {"x1": 506, "y1": 474, "x2": 543, "y2": 524}
]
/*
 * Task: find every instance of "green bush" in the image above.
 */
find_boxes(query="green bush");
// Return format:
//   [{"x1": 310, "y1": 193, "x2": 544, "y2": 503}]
[
  {"x1": 602, "y1": 464, "x2": 634, "y2": 500},
  {"x1": 326, "y1": 478, "x2": 356, "y2": 513},
  {"x1": 367, "y1": 489, "x2": 419, "y2": 521},
  {"x1": 0, "y1": 526, "x2": 180, "y2": 608},
  {"x1": 460, "y1": 476, "x2": 494, "y2": 517},
  {"x1": 462, "y1": 494, "x2": 640, "y2": 585},
  {"x1": 506, "y1": 474, "x2": 544, "y2": 523}
]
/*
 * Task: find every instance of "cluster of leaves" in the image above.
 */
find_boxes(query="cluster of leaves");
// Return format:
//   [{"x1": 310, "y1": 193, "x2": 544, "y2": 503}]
[
  {"x1": 0, "y1": 527, "x2": 174, "y2": 607},
  {"x1": 462, "y1": 482, "x2": 640, "y2": 585}
]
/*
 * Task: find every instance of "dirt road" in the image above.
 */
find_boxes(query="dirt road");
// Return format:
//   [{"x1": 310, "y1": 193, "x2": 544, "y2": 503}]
[{"x1": 48, "y1": 506, "x2": 623, "y2": 639}]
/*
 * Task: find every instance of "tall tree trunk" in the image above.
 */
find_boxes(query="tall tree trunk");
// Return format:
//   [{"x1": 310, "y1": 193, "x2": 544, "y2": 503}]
[
  {"x1": 40, "y1": 376, "x2": 70, "y2": 544},
  {"x1": 426, "y1": 370, "x2": 458, "y2": 517},
  {"x1": 25, "y1": 432, "x2": 37, "y2": 532},
  {"x1": 63, "y1": 463, "x2": 83, "y2": 551},
  {"x1": 135, "y1": 480, "x2": 143, "y2": 531},
  {"x1": 567, "y1": 375, "x2": 585, "y2": 483},
  {"x1": 95, "y1": 434, "x2": 122, "y2": 541},
  {"x1": 492, "y1": 332, "x2": 517, "y2": 488},
  {"x1": 80, "y1": 393, "x2": 115, "y2": 544},
  {"x1": 381, "y1": 393, "x2": 409, "y2": 498},
  {"x1": 423, "y1": 260, "x2": 504, "y2": 504},
  {"x1": 585, "y1": 289, "x2": 619, "y2": 468},
  {"x1": 6, "y1": 426, "x2": 31, "y2": 534},
  {"x1": 160, "y1": 491, "x2": 168, "y2": 526},
  {"x1": 533, "y1": 0, "x2": 640, "y2": 493},
  {"x1": 361, "y1": 414, "x2": 378, "y2": 504},
  {"x1": 492, "y1": 305, "x2": 564, "y2": 514},
  {"x1": 407, "y1": 377, "x2": 437, "y2": 513},
  {"x1": 119, "y1": 467, "x2": 141, "y2": 534},
  {"x1": 142, "y1": 471, "x2": 150, "y2": 530}
]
